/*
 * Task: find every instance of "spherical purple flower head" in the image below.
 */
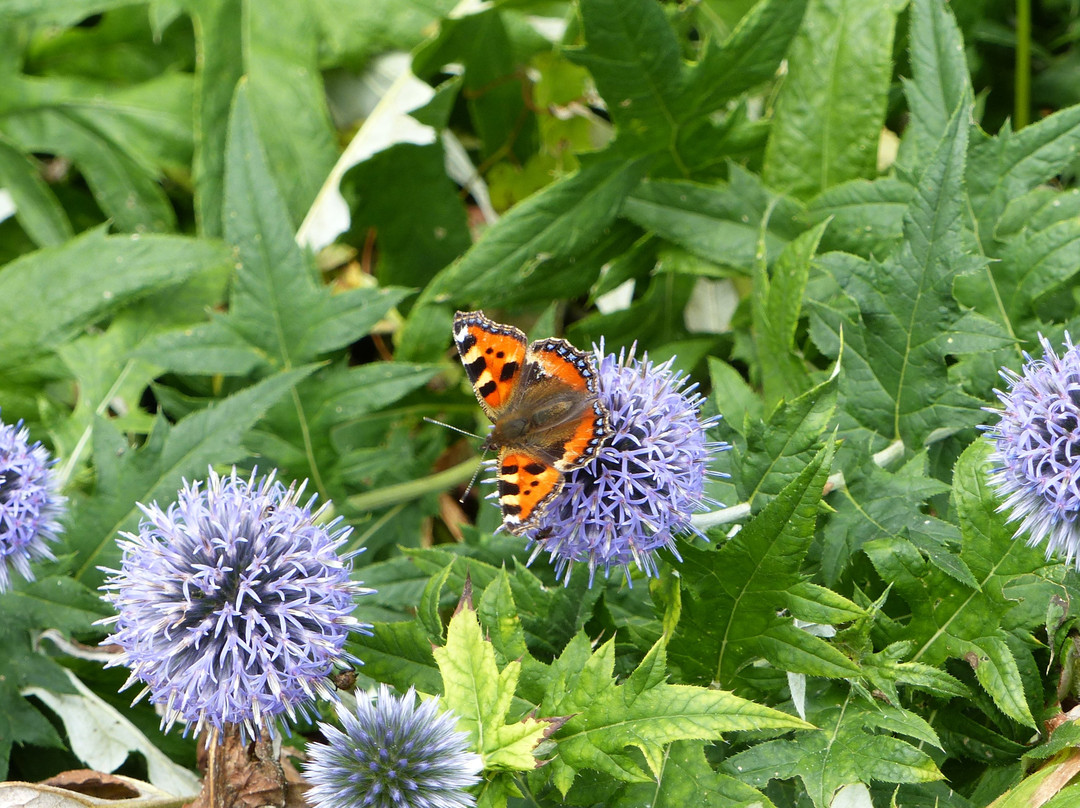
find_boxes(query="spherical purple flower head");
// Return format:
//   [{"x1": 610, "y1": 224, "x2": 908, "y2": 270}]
[
  {"x1": 519, "y1": 344, "x2": 728, "y2": 585},
  {"x1": 304, "y1": 685, "x2": 482, "y2": 808},
  {"x1": 0, "y1": 416, "x2": 65, "y2": 593},
  {"x1": 986, "y1": 332, "x2": 1080, "y2": 568},
  {"x1": 100, "y1": 468, "x2": 371, "y2": 740}
]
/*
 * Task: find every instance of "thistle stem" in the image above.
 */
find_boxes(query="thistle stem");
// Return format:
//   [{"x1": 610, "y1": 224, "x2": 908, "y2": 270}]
[
  {"x1": 691, "y1": 502, "x2": 751, "y2": 529},
  {"x1": 344, "y1": 457, "x2": 480, "y2": 513}
]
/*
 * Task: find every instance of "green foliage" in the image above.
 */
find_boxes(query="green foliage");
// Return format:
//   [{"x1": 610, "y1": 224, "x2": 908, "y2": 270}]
[{"x1": 6, "y1": 0, "x2": 1080, "y2": 805}]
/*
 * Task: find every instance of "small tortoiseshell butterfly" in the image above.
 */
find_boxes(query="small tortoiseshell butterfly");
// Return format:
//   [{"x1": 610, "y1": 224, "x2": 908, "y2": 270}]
[{"x1": 453, "y1": 310, "x2": 612, "y2": 534}]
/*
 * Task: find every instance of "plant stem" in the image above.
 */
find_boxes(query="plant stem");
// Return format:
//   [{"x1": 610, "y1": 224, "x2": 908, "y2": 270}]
[
  {"x1": 1015, "y1": 0, "x2": 1031, "y2": 129},
  {"x1": 345, "y1": 457, "x2": 479, "y2": 513}
]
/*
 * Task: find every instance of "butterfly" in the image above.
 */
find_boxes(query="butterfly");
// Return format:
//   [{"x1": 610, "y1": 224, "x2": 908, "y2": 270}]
[{"x1": 452, "y1": 310, "x2": 612, "y2": 534}]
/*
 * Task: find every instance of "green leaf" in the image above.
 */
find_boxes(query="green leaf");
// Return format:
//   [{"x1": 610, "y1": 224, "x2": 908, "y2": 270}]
[
  {"x1": 672, "y1": 443, "x2": 860, "y2": 689},
  {"x1": 732, "y1": 371, "x2": 837, "y2": 511},
  {"x1": 763, "y1": 0, "x2": 906, "y2": 199},
  {"x1": 0, "y1": 227, "x2": 232, "y2": 371},
  {"x1": 341, "y1": 142, "x2": 471, "y2": 291},
  {"x1": 617, "y1": 741, "x2": 780, "y2": 808},
  {"x1": 1, "y1": 73, "x2": 191, "y2": 232},
  {"x1": 897, "y1": 0, "x2": 973, "y2": 171},
  {"x1": 68, "y1": 367, "x2": 313, "y2": 585},
  {"x1": 546, "y1": 637, "x2": 810, "y2": 791},
  {"x1": 968, "y1": 103, "x2": 1080, "y2": 246},
  {"x1": 434, "y1": 605, "x2": 549, "y2": 771},
  {"x1": 0, "y1": 575, "x2": 107, "y2": 778},
  {"x1": 419, "y1": 150, "x2": 650, "y2": 306},
  {"x1": 807, "y1": 177, "x2": 911, "y2": 257},
  {"x1": 418, "y1": 561, "x2": 454, "y2": 640},
  {"x1": 187, "y1": 0, "x2": 337, "y2": 233},
  {"x1": 726, "y1": 691, "x2": 943, "y2": 806},
  {"x1": 353, "y1": 620, "x2": 444, "y2": 697},
  {"x1": 0, "y1": 135, "x2": 72, "y2": 247},
  {"x1": 225, "y1": 81, "x2": 349, "y2": 366},
  {"x1": 679, "y1": 0, "x2": 809, "y2": 115},
  {"x1": 822, "y1": 451, "x2": 964, "y2": 586},
  {"x1": 622, "y1": 169, "x2": 804, "y2": 274},
  {"x1": 808, "y1": 102, "x2": 1005, "y2": 447},
  {"x1": 864, "y1": 440, "x2": 1068, "y2": 727},
  {"x1": 708, "y1": 357, "x2": 763, "y2": 437},
  {"x1": 569, "y1": 0, "x2": 684, "y2": 139},
  {"x1": 753, "y1": 220, "x2": 826, "y2": 407}
]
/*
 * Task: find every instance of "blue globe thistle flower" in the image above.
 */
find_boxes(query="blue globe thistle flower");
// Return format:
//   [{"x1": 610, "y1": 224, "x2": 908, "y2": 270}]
[
  {"x1": 986, "y1": 333, "x2": 1080, "y2": 567},
  {"x1": 0, "y1": 416, "x2": 65, "y2": 593},
  {"x1": 516, "y1": 345, "x2": 727, "y2": 585},
  {"x1": 100, "y1": 468, "x2": 370, "y2": 740},
  {"x1": 304, "y1": 685, "x2": 482, "y2": 808}
]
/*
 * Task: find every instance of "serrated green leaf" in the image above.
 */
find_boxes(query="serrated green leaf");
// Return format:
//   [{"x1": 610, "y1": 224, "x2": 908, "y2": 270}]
[
  {"x1": 569, "y1": 0, "x2": 684, "y2": 138},
  {"x1": 672, "y1": 443, "x2": 859, "y2": 688},
  {"x1": 352, "y1": 619, "x2": 444, "y2": 696},
  {"x1": 477, "y1": 570, "x2": 529, "y2": 664},
  {"x1": 968, "y1": 103, "x2": 1080, "y2": 246},
  {"x1": 897, "y1": 0, "x2": 973, "y2": 172},
  {"x1": 0, "y1": 228, "x2": 231, "y2": 372},
  {"x1": 864, "y1": 440, "x2": 1068, "y2": 727},
  {"x1": 823, "y1": 451, "x2": 964, "y2": 586},
  {"x1": 622, "y1": 170, "x2": 804, "y2": 274},
  {"x1": 754, "y1": 220, "x2": 825, "y2": 407},
  {"x1": 678, "y1": 0, "x2": 808, "y2": 116},
  {"x1": 187, "y1": 0, "x2": 337, "y2": 233},
  {"x1": 547, "y1": 637, "x2": 810, "y2": 791},
  {"x1": 68, "y1": 367, "x2": 313, "y2": 585},
  {"x1": 808, "y1": 102, "x2": 1007, "y2": 447},
  {"x1": 610, "y1": 740, "x2": 779, "y2": 808},
  {"x1": 434, "y1": 606, "x2": 548, "y2": 771},
  {"x1": 808, "y1": 177, "x2": 911, "y2": 257},
  {"x1": 418, "y1": 561, "x2": 454, "y2": 641},
  {"x1": 418, "y1": 150, "x2": 650, "y2": 306},
  {"x1": 732, "y1": 371, "x2": 837, "y2": 510},
  {"x1": 223, "y1": 81, "x2": 405, "y2": 368},
  {"x1": 763, "y1": 0, "x2": 905, "y2": 199},
  {"x1": 726, "y1": 692, "x2": 942, "y2": 807}
]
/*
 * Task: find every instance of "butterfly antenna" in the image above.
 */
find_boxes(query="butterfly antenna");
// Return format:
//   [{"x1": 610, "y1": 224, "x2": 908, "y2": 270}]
[
  {"x1": 459, "y1": 446, "x2": 491, "y2": 503},
  {"x1": 422, "y1": 417, "x2": 491, "y2": 503},
  {"x1": 422, "y1": 416, "x2": 482, "y2": 440}
]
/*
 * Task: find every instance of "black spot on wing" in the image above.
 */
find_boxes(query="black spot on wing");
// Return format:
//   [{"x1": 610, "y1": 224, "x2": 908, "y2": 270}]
[
  {"x1": 503, "y1": 503, "x2": 522, "y2": 516},
  {"x1": 465, "y1": 356, "x2": 487, "y2": 382},
  {"x1": 499, "y1": 480, "x2": 521, "y2": 496},
  {"x1": 523, "y1": 462, "x2": 546, "y2": 475},
  {"x1": 501, "y1": 463, "x2": 519, "y2": 475},
  {"x1": 500, "y1": 361, "x2": 519, "y2": 382},
  {"x1": 478, "y1": 380, "x2": 497, "y2": 399}
]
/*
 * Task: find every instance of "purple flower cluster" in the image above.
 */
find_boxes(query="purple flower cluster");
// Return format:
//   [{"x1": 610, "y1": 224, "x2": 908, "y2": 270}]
[
  {"x1": 0, "y1": 416, "x2": 65, "y2": 592},
  {"x1": 100, "y1": 468, "x2": 369, "y2": 740},
  {"x1": 304, "y1": 685, "x2": 482, "y2": 808},
  {"x1": 520, "y1": 345, "x2": 726, "y2": 585},
  {"x1": 987, "y1": 333, "x2": 1080, "y2": 566}
]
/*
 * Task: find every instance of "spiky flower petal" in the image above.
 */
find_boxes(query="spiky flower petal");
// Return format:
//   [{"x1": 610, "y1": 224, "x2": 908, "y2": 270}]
[
  {"x1": 100, "y1": 468, "x2": 370, "y2": 739},
  {"x1": 304, "y1": 685, "x2": 482, "y2": 808},
  {"x1": 519, "y1": 346, "x2": 727, "y2": 585},
  {"x1": 0, "y1": 416, "x2": 65, "y2": 593},
  {"x1": 986, "y1": 333, "x2": 1080, "y2": 567}
]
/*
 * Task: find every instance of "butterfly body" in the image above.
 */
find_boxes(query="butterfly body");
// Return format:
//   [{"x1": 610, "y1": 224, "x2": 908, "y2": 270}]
[{"x1": 453, "y1": 311, "x2": 612, "y2": 533}]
